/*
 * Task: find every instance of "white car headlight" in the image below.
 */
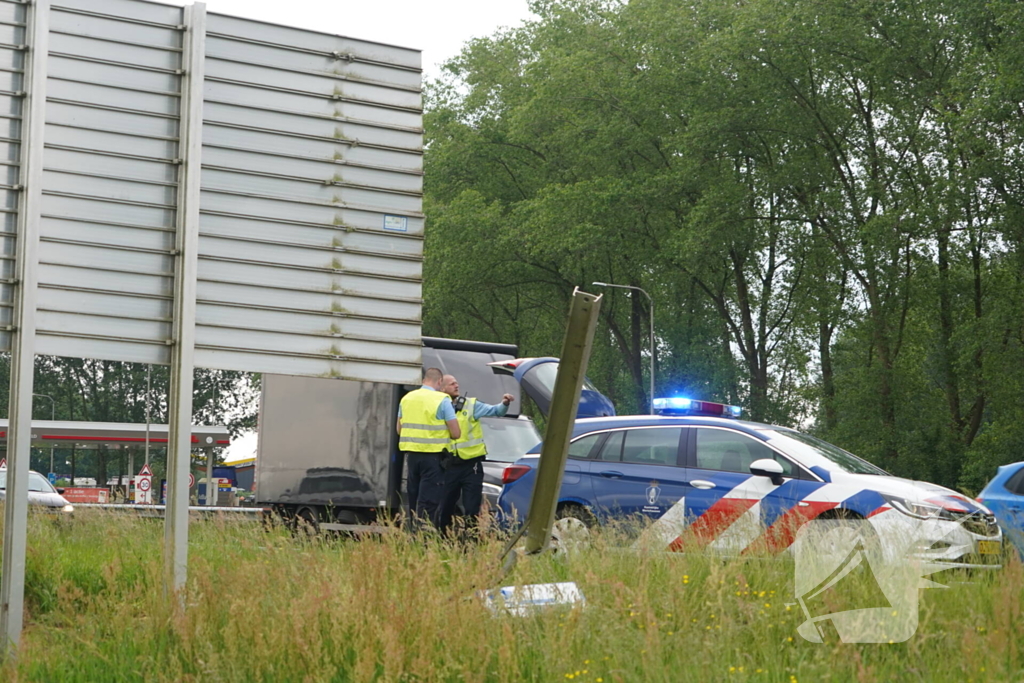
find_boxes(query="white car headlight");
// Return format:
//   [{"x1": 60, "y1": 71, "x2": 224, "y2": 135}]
[
  {"x1": 61, "y1": 504, "x2": 74, "y2": 513},
  {"x1": 885, "y1": 496, "x2": 944, "y2": 519},
  {"x1": 883, "y1": 494, "x2": 973, "y2": 522}
]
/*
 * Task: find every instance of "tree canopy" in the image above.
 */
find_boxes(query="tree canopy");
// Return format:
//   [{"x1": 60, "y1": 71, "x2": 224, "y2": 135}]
[{"x1": 424, "y1": 0, "x2": 1024, "y2": 491}]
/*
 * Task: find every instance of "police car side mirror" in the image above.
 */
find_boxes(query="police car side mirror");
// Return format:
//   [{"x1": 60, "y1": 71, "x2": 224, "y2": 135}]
[{"x1": 749, "y1": 458, "x2": 784, "y2": 486}]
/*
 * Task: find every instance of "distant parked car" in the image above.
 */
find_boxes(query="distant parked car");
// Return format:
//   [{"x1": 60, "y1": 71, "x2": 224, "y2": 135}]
[
  {"x1": 0, "y1": 468, "x2": 75, "y2": 513},
  {"x1": 977, "y1": 462, "x2": 1024, "y2": 555}
]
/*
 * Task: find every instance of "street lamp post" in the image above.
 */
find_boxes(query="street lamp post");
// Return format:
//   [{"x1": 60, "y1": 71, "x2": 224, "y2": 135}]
[
  {"x1": 33, "y1": 393, "x2": 55, "y2": 476},
  {"x1": 592, "y1": 282, "x2": 655, "y2": 415}
]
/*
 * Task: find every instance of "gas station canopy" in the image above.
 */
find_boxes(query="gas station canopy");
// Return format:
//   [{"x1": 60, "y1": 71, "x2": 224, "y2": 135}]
[{"x1": 0, "y1": 421, "x2": 230, "y2": 450}]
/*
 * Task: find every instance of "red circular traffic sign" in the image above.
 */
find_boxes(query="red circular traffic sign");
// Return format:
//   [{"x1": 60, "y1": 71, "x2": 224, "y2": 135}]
[
  {"x1": 138, "y1": 478, "x2": 152, "y2": 492},
  {"x1": 188, "y1": 473, "x2": 195, "y2": 488}
]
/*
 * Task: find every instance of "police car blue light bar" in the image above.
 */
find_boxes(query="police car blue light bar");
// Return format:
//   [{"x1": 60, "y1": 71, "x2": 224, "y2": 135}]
[
  {"x1": 655, "y1": 397, "x2": 692, "y2": 410},
  {"x1": 653, "y1": 397, "x2": 742, "y2": 418}
]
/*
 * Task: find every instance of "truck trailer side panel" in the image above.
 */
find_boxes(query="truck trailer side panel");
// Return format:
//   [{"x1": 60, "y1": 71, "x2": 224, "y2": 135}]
[{"x1": 256, "y1": 375, "x2": 398, "y2": 513}]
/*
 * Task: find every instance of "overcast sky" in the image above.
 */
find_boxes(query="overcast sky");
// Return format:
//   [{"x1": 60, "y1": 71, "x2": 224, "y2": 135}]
[
  {"x1": 171, "y1": 0, "x2": 535, "y2": 79},
  {"x1": 174, "y1": 0, "x2": 536, "y2": 461}
]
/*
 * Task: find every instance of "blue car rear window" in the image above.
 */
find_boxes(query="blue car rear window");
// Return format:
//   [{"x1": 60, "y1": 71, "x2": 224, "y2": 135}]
[{"x1": 1006, "y1": 467, "x2": 1024, "y2": 495}]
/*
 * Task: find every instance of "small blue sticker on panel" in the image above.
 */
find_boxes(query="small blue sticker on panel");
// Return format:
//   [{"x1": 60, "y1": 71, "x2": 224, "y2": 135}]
[{"x1": 383, "y1": 215, "x2": 408, "y2": 232}]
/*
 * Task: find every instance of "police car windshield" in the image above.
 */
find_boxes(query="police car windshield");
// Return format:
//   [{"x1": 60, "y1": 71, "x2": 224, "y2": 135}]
[
  {"x1": 479, "y1": 417, "x2": 542, "y2": 463},
  {"x1": 759, "y1": 429, "x2": 888, "y2": 476}
]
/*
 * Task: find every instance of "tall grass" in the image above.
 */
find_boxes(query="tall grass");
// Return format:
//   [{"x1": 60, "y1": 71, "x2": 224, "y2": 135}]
[{"x1": 0, "y1": 510, "x2": 1020, "y2": 682}]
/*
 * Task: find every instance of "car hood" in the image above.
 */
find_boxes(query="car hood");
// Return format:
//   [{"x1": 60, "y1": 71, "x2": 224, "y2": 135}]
[
  {"x1": 830, "y1": 471, "x2": 989, "y2": 512},
  {"x1": 0, "y1": 490, "x2": 70, "y2": 507}
]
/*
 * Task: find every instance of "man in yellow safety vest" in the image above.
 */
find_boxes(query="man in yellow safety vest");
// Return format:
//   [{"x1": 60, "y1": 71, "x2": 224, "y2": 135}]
[
  {"x1": 436, "y1": 373, "x2": 514, "y2": 534},
  {"x1": 398, "y1": 367, "x2": 461, "y2": 525}
]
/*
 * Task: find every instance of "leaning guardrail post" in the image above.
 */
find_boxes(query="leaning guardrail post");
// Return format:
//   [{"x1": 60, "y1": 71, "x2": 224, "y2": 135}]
[{"x1": 523, "y1": 287, "x2": 602, "y2": 555}]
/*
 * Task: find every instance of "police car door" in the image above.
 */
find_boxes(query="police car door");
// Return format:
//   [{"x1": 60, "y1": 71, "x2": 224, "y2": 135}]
[
  {"x1": 588, "y1": 427, "x2": 687, "y2": 524},
  {"x1": 681, "y1": 426, "x2": 816, "y2": 555}
]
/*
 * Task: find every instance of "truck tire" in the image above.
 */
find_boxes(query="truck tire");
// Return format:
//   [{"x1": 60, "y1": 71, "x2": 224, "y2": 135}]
[{"x1": 294, "y1": 506, "x2": 320, "y2": 536}]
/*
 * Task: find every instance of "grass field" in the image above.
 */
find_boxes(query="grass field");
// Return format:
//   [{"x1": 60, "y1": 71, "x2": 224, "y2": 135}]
[{"x1": 0, "y1": 510, "x2": 1020, "y2": 682}]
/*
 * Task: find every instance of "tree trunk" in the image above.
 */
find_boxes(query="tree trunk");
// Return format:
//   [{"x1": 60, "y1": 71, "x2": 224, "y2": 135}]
[
  {"x1": 818, "y1": 317, "x2": 837, "y2": 432},
  {"x1": 630, "y1": 289, "x2": 647, "y2": 410},
  {"x1": 730, "y1": 250, "x2": 768, "y2": 421},
  {"x1": 866, "y1": 282, "x2": 899, "y2": 463},
  {"x1": 936, "y1": 225, "x2": 962, "y2": 429}
]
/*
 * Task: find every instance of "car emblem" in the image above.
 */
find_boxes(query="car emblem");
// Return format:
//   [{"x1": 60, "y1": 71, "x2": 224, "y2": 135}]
[{"x1": 646, "y1": 480, "x2": 661, "y2": 506}]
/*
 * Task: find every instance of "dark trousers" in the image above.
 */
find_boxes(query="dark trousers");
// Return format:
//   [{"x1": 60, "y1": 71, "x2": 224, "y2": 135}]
[
  {"x1": 405, "y1": 451, "x2": 444, "y2": 525},
  {"x1": 436, "y1": 456, "x2": 484, "y2": 534}
]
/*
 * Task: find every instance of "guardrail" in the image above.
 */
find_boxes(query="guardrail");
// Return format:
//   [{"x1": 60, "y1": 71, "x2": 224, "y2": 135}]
[{"x1": 72, "y1": 504, "x2": 268, "y2": 520}]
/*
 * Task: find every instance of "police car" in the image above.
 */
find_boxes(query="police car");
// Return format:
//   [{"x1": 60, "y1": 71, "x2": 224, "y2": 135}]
[{"x1": 497, "y1": 397, "x2": 1002, "y2": 567}]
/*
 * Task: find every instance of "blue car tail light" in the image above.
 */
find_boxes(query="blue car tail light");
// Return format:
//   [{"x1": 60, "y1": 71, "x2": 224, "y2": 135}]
[{"x1": 502, "y1": 464, "x2": 532, "y2": 485}]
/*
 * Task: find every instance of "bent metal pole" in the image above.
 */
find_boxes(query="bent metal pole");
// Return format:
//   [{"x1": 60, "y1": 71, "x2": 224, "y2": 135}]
[{"x1": 524, "y1": 287, "x2": 602, "y2": 555}]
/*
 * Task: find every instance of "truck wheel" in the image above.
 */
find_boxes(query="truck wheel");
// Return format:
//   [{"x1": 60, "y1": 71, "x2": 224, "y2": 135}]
[{"x1": 294, "y1": 507, "x2": 320, "y2": 537}]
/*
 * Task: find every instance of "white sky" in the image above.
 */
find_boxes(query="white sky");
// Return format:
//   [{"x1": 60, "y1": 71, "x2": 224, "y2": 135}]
[
  {"x1": 178, "y1": 0, "x2": 536, "y2": 463},
  {"x1": 172, "y1": 0, "x2": 536, "y2": 79}
]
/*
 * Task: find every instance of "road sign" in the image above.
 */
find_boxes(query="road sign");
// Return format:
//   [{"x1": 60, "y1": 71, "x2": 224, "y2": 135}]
[
  {"x1": 188, "y1": 472, "x2": 195, "y2": 488},
  {"x1": 0, "y1": 458, "x2": 6, "y2": 469},
  {"x1": 47, "y1": 473, "x2": 56, "y2": 485},
  {"x1": 135, "y1": 463, "x2": 154, "y2": 504}
]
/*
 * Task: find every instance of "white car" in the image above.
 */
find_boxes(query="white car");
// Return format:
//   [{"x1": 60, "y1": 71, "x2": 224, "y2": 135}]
[
  {"x1": 0, "y1": 468, "x2": 75, "y2": 513},
  {"x1": 499, "y1": 403, "x2": 1002, "y2": 568}
]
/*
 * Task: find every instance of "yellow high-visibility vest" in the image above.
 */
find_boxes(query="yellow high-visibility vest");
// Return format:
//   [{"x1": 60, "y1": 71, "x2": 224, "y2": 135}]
[
  {"x1": 398, "y1": 388, "x2": 449, "y2": 453},
  {"x1": 451, "y1": 397, "x2": 488, "y2": 459}
]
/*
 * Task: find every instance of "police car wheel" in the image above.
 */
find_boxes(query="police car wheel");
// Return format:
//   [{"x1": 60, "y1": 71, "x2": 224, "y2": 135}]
[
  {"x1": 808, "y1": 511, "x2": 877, "y2": 557},
  {"x1": 550, "y1": 505, "x2": 595, "y2": 557},
  {"x1": 556, "y1": 503, "x2": 596, "y2": 526}
]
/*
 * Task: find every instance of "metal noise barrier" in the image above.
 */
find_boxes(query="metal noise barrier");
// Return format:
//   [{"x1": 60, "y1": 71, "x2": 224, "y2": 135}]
[{"x1": 0, "y1": 0, "x2": 425, "y2": 653}]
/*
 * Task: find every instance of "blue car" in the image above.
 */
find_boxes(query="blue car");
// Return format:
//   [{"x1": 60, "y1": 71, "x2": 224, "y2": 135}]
[
  {"x1": 498, "y1": 398, "x2": 1003, "y2": 566},
  {"x1": 977, "y1": 462, "x2": 1024, "y2": 555}
]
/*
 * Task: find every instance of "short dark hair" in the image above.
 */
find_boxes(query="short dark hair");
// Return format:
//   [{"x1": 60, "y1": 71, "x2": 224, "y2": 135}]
[{"x1": 423, "y1": 367, "x2": 443, "y2": 383}]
